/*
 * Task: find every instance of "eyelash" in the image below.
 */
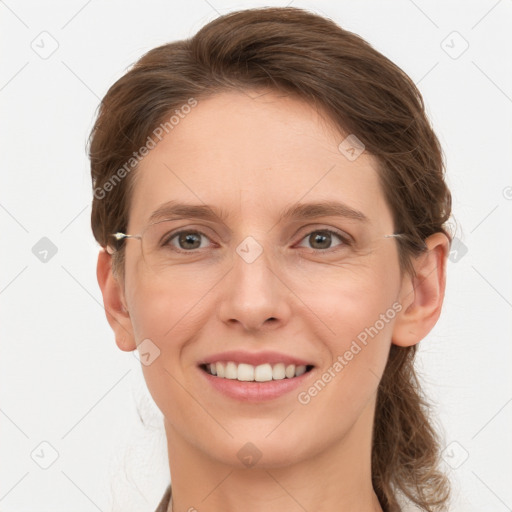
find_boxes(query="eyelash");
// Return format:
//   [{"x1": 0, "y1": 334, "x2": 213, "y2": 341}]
[{"x1": 163, "y1": 227, "x2": 352, "y2": 254}]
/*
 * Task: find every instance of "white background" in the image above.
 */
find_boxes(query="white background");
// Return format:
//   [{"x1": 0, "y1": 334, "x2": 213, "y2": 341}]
[{"x1": 1, "y1": 0, "x2": 511, "y2": 511}]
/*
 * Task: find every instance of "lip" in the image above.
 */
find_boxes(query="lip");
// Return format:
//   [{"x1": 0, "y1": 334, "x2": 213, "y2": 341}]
[
  {"x1": 197, "y1": 350, "x2": 316, "y2": 402},
  {"x1": 199, "y1": 364, "x2": 314, "y2": 401},
  {"x1": 198, "y1": 350, "x2": 314, "y2": 367}
]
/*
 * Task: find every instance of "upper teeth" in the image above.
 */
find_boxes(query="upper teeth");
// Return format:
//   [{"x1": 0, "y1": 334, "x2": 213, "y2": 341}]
[{"x1": 206, "y1": 362, "x2": 308, "y2": 382}]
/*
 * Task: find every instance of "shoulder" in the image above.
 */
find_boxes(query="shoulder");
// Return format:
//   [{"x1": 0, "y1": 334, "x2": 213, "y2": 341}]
[{"x1": 154, "y1": 484, "x2": 172, "y2": 512}]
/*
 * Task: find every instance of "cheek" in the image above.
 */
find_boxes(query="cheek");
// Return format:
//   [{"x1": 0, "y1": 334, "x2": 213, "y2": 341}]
[
  {"x1": 311, "y1": 281, "x2": 396, "y2": 382},
  {"x1": 292, "y1": 258, "x2": 400, "y2": 407},
  {"x1": 123, "y1": 251, "x2": 227, "y2": 342},
  {"x1": 124, "y1": 271, "x2": 213, "y2": 430},
  {"x1": 126, "y1": 278, "x2": 201, "y2": 345},
  {"x1": 292, "y1": 253, "x2": 400, "y2": 346}
]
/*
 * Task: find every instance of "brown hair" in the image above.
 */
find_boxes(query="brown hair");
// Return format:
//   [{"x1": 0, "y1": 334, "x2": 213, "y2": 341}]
[{"x1": 89, "y1": 7, "x2": 452, "y2": 511}]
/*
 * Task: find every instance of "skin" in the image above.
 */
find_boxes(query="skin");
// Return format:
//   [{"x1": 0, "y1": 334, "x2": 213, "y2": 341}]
[{"x1": 97, "y1": 88, "x2": 449, "y2": 512}]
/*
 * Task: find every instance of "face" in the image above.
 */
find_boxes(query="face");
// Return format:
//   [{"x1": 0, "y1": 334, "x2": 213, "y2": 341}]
[{"x1": 119, "y1": 89, "x2": 405, "y2": 468}]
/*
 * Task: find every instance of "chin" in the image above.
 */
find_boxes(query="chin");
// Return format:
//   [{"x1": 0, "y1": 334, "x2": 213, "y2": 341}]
[{"x1": 206, "y1": 429, "x2": 313, "y2": 469}]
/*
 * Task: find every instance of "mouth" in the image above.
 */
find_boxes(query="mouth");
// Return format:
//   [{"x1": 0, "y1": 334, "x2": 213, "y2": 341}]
[
  {"x1": 199, "y1": 362, "x2": 315, "y2": 382},
  {"x1": 197, "y1": 350, "x2": 316, "y2": 401}
]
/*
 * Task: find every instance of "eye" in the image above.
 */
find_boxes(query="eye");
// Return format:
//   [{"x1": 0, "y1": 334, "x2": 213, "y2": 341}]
[
  {"x1": 296, "y1": 229, "x2": 351, "y2": 251},
  {"x1": 160, "y1": 227, "x2": 352, "y2": 253},
  {"x1": 166, "y1": 230, "x2": 214, "y2": 251}
]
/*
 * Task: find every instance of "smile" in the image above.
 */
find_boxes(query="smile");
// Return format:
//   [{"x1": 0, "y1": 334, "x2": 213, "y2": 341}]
[{"x1": 201, "y1": 362, "x2": 314, "y2": 382}]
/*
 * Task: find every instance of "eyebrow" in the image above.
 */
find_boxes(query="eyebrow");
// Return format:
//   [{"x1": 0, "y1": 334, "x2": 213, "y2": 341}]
[
  {"x1": 279, "y1": 200, "x2": 369, "y2": 223},
  {"x1": 148, "y1": 200, "x2": 230, "y2": 224},
  {"x1": 148, "y1": 199, "x2": 369, "y2": 225}
]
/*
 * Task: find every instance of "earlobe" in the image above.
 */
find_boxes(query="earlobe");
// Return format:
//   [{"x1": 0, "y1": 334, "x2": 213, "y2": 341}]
[
  {"x1": 392, "y1": 232, "x2": 450, "y2": 348},
  {"x1": 96, "y1": 248, "x2": 137, "y2": 352}
]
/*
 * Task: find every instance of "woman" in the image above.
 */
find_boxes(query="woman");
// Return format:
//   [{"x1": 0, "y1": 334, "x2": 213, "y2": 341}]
[{"x1": 90, "y1": 7, "x2": 452, "y2": 512}]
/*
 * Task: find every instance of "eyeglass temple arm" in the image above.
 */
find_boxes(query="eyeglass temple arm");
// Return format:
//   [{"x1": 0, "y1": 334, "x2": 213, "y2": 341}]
[
  {"x1": 384, "y1": 233, "x2": 428, "y2": 250},
  {"x1": 105, "y1": 232, "x2": 134, "y2": 255}
]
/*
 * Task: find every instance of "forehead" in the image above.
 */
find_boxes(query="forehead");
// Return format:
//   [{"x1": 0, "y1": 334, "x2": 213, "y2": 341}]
[{"x1": 129, "y1": 89, "x2": 393, "y2": 232}]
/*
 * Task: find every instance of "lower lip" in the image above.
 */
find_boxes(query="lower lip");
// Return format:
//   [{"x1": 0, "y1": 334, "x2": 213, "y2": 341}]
[{"x1": 199, "y1": 367, "x2": 314, "y2": 402}]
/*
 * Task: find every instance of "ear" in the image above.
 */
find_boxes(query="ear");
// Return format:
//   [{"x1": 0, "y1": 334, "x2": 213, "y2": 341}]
[
  {"x1": 392, "y1": 232, "x2": 450, "y2": 347},
  {"x1": 96, "y1": 248, "x2": 137, "y2": 352}
]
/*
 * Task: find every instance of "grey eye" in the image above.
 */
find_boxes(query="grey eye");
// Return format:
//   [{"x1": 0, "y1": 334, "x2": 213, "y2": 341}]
[{"x1": 297, "y1": 230, "x2": 348, "y2": 251}]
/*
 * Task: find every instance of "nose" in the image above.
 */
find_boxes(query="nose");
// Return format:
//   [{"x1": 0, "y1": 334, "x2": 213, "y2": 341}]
[{"x1": 217, "y1": 240, "x2": 292, "y2": 333}]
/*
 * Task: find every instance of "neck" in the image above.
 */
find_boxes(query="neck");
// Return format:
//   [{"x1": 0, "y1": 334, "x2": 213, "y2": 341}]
[{"x1": 164, "y1": 399, "x2": 383, "y2": 512}]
